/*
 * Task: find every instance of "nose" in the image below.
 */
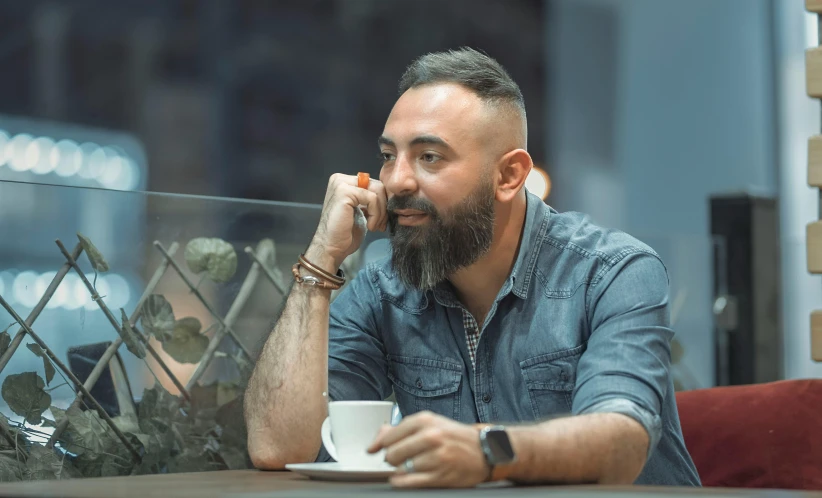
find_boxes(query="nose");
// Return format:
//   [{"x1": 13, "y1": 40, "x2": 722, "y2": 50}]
[{"x1": 380, "y1": 153, "x2": 418, "y2": 196}]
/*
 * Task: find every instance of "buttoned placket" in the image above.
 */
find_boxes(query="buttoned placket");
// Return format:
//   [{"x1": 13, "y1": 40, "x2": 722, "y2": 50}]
[{"x1": 432, "y1": 278, "x2": 515, "y2": 424}]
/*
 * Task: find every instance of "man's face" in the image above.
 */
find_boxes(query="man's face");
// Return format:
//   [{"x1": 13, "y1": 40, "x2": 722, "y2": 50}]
[{"x1": 378, "y1": 83, "x2": 499, "y2": 290}]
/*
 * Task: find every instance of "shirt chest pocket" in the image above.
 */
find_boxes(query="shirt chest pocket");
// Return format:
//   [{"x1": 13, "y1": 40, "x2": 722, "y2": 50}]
[
  {"x1": 520, "y1": 345, "x2": 584, "y2": 420},
  {"x1": 387, "y1": 355, "x2": 462, "y2": 420}
]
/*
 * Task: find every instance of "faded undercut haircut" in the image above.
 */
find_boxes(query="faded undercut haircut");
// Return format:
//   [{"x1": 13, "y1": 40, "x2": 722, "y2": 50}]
[{"x1": 398, "y1": 47, "x2": 527, "y2": 140}]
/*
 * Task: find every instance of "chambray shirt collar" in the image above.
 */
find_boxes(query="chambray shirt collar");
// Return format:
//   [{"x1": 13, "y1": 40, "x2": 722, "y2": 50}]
[{"x1": 430, "y1": 188, "x2": 551, "y2": 307}]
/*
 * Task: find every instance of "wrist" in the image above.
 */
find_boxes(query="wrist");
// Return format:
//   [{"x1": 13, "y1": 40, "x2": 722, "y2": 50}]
[
  {"x1": 478, "y1": 425, "x2": 517, "y2": 483},
  {"x1": 304, "y1": 244, "x2": 340, "y2": 275}
]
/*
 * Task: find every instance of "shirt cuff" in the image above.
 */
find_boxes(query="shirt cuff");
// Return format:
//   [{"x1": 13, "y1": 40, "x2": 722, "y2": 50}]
[{"x1": 578, "y1": 398, "x2": 662, "y2": 460}]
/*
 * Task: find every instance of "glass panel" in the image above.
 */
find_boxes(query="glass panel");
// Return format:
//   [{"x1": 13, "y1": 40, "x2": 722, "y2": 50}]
[
  {"x1": 631, "y1": 233, "x2": 720, "y2": 392},
  {"x1": 0, "y1": 179, "x2": 723, "y2": 478},
  {"x1": 0, "y1": 179, "x2": 392, "y2": 477}
]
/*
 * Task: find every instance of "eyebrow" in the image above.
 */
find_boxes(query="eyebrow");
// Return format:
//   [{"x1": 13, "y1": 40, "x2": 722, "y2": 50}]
[{"x1": 377, "y1": 134, "x2": 453, "y2": 150}]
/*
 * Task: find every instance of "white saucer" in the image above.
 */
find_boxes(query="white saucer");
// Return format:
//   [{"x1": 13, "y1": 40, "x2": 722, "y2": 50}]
[{"x1": 285, "y1": 462, "x2": 396, "y2": 482}]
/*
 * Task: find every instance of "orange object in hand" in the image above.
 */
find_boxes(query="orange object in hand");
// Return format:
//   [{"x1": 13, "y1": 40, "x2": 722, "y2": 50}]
[{"x1": 357, "y1": 172, "x2": 370, "y2": 189}]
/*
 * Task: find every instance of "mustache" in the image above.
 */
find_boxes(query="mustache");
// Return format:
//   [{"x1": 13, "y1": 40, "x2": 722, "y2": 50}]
[{"x1": 387, "y1": 196, "x2": 438, "y2": 216}]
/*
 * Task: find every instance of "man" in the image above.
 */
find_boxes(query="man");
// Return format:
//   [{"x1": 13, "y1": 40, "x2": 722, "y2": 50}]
[{"x1": 245, "y1": 47, "x2": 701, "y2": 488}]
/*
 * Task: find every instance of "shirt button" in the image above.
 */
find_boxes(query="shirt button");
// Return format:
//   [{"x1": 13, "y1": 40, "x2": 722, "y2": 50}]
[
  {"x1": 482, "y1": 393, "x2": 492, "y2": 403},
  {"x1": 415, "y1": 378, "x2": 423, "y2": 389}
]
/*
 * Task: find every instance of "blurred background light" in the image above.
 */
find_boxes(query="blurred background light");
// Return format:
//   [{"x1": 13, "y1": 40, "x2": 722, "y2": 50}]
[
  {"x1": 1, "y1": 270, "x2": 133, "y2": 312},
  {"x1": 12, "y1": 271, "x2": 40, "y2": 308},
  {"x1": 525, "y1": 166, "x2": 551, "y2": 200},
  {"x1": 0, "y1": 130, "x2": 9, "y2": 168},
  {"x1": 30, "y1": 136, "x2": 56, "y2": 175},
  {"x1": 0, "y1": 124, "x2": 143, "y2": 190},
  {"x1": 8, "y1": 133, "x2": 33, "y2": 172}
]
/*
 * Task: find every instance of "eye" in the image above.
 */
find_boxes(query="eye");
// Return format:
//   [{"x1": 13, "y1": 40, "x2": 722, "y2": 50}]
[
  {"x1": 421, "y1": 153, "x2": 439, "y2": 163},
  {"x1": 378, "y1": 152, "x2": 395, "y2": 163}
]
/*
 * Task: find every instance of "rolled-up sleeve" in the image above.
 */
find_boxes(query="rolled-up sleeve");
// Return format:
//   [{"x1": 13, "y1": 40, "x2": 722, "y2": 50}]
[
  {"x1": 315, "y1": 264, "x2": 392, "y2": 463},
  {"x1": 572, "y1": 252, "x2": 674, "y2": 457}
]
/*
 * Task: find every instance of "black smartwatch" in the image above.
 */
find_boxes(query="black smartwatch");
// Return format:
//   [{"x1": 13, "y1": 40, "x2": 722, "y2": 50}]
[{"x1": 479, "y1": 425, "x2": 516, "y2": 476}]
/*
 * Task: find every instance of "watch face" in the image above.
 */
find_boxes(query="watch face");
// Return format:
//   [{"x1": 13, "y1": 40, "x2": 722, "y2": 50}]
[{"x1": 486, "y1": 428, "x2": 516, "y2": 464}]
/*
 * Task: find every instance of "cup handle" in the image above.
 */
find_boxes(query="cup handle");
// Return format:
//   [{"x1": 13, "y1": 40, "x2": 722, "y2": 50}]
[{"x1": 320, "y1": 416, "x2": 338, "y2": 461}]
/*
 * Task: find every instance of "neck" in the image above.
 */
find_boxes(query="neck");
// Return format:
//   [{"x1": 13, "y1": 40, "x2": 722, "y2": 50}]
[{"x1": 448, "y1": 190, "x2": 528, "y2": 321}]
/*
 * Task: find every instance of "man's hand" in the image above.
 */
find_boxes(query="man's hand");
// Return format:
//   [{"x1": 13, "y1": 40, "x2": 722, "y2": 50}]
[
  {"x1": 306, "y1": 173, "x2": 388, "y2": 273},
  {"x1": 367, "y1": 411, "x2": 490, "y2": 488}
]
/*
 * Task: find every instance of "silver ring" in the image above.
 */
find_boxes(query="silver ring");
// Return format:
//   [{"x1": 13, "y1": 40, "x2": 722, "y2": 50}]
[{"x1": 403, "y1": 458, "x2": 415, "y2": 473}]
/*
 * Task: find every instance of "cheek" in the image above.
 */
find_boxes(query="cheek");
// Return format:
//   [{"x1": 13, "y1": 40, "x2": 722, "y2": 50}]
[{"x1": 423, "y1": 180, "x2": 465, "y2": 212}]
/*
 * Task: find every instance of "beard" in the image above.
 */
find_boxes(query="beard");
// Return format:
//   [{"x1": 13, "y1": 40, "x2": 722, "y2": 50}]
[{"x1": 387, "y1": 178, "x2": 496, "y2": 291}]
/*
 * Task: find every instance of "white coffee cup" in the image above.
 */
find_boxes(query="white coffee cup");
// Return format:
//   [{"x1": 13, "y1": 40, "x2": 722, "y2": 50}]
[{"x1": 320, "y1": 400, "x2": 394, "y2": 468}]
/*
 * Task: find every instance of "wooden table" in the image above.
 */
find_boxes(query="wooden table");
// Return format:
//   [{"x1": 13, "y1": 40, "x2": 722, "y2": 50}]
[{"x1": 0, "y1": 470, "x2": 818, "y2": 498}]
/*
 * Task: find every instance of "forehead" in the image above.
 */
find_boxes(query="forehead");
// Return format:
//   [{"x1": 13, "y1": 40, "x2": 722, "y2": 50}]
[{"x1": 382, "y1": 83, "x2": 488, "y2": 146}]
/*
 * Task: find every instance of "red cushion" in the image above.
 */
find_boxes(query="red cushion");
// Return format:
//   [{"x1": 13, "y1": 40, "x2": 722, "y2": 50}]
[{"x1": 676, "y1": 379, "x2": 822, "y2": 490}]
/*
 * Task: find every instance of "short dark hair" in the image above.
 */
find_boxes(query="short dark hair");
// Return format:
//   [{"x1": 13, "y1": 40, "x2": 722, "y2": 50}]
[{"x1": 398, "y1": 47, "x2": 525, "y2": 114}]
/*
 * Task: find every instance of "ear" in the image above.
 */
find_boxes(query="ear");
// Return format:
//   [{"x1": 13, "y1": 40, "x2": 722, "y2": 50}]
[{"x1": 495, "y1": 149, "x2": 532, "y2": 202}]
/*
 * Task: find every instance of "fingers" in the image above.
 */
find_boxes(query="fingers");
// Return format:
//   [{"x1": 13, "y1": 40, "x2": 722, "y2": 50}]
[
  {"x1": 390, "y1": 467, "x2": 446, "y2": 489},
  {"x1": 366, "y1": 180, "x2": 388, "y2": 231},
  {"x1": 368, "y1": 411, "x2": 432, "y2": 453},
  {"x1": 346, "y1": 186, "x2": 384, "y2": 232},
  {"x1": 382, "y1": 428, "x2": 442, "y2": 467},
  {"x1": 389, "y1": 450, "x2": 467, "y2": 488},
  {"x1": 329, "y1": 173, "x2": 388, "y2": 232}
]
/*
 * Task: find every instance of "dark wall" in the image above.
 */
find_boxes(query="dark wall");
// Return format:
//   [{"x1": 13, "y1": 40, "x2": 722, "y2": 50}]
[{"x1": 0, "y1": 0, "x2": 546, "y2": 204}]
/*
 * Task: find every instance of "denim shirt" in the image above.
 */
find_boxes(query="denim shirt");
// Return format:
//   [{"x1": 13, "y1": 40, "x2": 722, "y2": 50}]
[{"x1": 322, "y1": 190, "x2": 701, "y2": 486}]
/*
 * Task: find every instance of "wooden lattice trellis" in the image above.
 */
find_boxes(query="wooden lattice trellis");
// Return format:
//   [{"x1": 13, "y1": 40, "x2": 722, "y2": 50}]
[{"x1": 0, "y1": 235, "x2": 289, "y2": 476}]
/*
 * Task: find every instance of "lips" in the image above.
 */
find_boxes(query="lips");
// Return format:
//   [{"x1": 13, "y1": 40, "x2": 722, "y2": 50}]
[
  {"x1": 393, "y1": 210, "x2": 430, "y2": 227},
  {"x1": 393, "y1": 209, "x2": 428, "y2": 216}
]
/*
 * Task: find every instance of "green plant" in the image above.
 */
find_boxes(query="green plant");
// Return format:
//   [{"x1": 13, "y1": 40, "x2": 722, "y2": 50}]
[{"x1": 0, "y1": 234, "x2": 288, "y2": 481}]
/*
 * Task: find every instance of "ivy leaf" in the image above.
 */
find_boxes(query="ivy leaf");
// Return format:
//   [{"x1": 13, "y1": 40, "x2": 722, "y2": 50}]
[
  {"x1": 127, "y1": 432, "x2": 168, "y2": 473},
  {"x1": 118, "y1": 309, "x2": 146, "y2": 359},
  {"x1": 0, "y1": 412, "x2": 10, "y2": 437},
  {"x1": 76, "y1": 233, "x2": 109, "y2": 273},
  {"x1": 0, "y1": 453, "x2": 24, "y2": 481},
  {"x1": 184, "y1": 238, "x2": 238, "y2": 283},
  {"x1": 50, "y1": 405, "x2": 67, "y2": 425},
  {"x1": 0, "y1": 331, "x2": 11, "y2": 358},
  {"x1": 26, "y1": 445, "x2": 79, "y2": 480},
  {"x1": 0, "y1": 413, "x2": 14, "y2": 450},
  {"x1": 41, "y1": 405, "x2": 65, "y2": 429},
  {"x1": 73, "y1": 455, "x2": 102, "y2": 478},
  {"x1": 26, "y1": 343, "x2": 55, "y2": 386},
  {"x1": 2, "y1": 372, "x2": 51, "y2": 425},
  {"x1": 162, "y1": 318, "x2": 208, "y2": 364},
  {"x1": 100, "y1": 456, "x2": 133, "y2": 477},
  {"x1": 138, "y1": 383, "x2": 181, "y2": 433},
  {"x1": 65, "y1": 406, "x2": 110, "y2": 456},
  {"x1": 112, "y1": 413, "x2": 140, "y2": 434},
  {"x1": 141, "y1": 295, "x2": 175, "y2": 342}
]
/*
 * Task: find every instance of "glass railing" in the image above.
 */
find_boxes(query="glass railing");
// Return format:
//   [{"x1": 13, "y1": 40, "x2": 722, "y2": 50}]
[
  {"x1": 0, "y1": 179, "x2": 395, "y2": 479},
  {"x1": 0, "y1": 179, "x2": 753, "y2": 480},
  {"x1": 629, "y1": 233, "x2": 723, "y2": 392}
]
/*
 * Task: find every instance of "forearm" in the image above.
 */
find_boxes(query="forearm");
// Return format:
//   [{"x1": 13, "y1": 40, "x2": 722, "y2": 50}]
[
  {"x1": 499, "y1": 413, "x2": 649, "y2": 485},
  {"x1": 244, "y1": 278, "x2": 332, "y2": 469}
]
